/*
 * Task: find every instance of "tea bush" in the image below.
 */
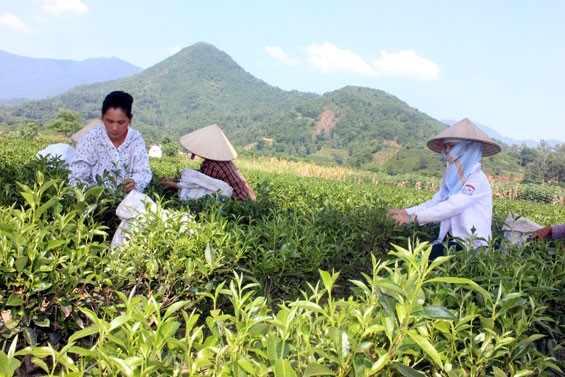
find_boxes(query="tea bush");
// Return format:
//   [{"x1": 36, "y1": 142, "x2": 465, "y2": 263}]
[{"x1": 0, "y1": 136, "x2": 564, "y2": 376}]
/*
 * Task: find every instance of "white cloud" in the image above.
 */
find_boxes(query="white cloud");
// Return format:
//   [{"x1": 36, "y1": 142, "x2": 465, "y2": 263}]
[
  {"x1": 42, "y1": 0, "x2": 88, "y2": 16},
  {"x1": 372, "y1": 50, "x2": 440, "y2": 80},
  {"x1": 265, "y1": 45, "x2": 300, "y2": 66},
  {"x1": 0, "y1": 12, "x2": 33, "y2": 33},
  {"x1": 306, "y1": 42, "x2": 375, "y2": 76},
  {"x1": 305, "y1": 42, "x2": 440, "y2": 81}
]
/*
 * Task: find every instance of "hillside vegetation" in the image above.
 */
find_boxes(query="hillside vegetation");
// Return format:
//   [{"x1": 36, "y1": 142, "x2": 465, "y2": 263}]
[
  {"x1": 1, "y1": 43, "x2": 530, "y2": 178},
  {"x1": 2, "y1": 42, "x2": 564, "y2": 183},
  {"x1": 0, "y1": 136, "x2": 563, "y2": 376}
]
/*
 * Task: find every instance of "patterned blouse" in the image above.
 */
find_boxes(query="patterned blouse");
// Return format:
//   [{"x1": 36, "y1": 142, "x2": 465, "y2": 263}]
[
  {"x1": 68, "y1": 125, "x2": 152, "y2": 192},
  {"x1": 199, "y1": 159, "x2": 256, "y2": 201}
]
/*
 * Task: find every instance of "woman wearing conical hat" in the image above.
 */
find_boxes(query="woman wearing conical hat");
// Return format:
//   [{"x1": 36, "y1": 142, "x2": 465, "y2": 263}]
[
  {"x1": 388, "y1": 118, "x2": 501, "y2": 260},
  {"x1": 161, "y1": 124, "x2": 256, "y2": 201}
]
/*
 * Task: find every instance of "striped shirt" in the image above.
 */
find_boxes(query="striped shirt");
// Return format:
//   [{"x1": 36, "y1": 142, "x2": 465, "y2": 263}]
[
  {"x1": 551, "y1": 224, "x2": 565, "y2": 240},
  {"x1": 199, "y1": 159, "x2": 256, "y2": 201}
]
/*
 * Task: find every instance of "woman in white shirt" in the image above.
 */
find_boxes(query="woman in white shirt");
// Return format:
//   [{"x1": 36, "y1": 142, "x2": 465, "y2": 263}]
[
  {"x1": 69, "y1": 91, "x2": 152, "y2": 192},
  {"x1": 388, "y1": 118, "x2": 501, "y2": 260}
]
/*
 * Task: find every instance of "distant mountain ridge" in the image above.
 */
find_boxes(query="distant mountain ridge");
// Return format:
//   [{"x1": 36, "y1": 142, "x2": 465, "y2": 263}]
[{"x1": 0, "y1": 50, "x2": 143, "y2": 100}]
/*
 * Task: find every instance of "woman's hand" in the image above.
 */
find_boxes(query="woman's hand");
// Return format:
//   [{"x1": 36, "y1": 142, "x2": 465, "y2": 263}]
[
  {"x1": 122, "y1": 178, "x2": 136, "y2": 192},
  {"x1": 532, "y1": 226, "x2": 552, "y2": 240},
  {"x1": 160, "y1": 180, "x2": 179, "y2": 190},
  {"x1": 387, "y1": 209, "x2": 410, "y2": 225}
]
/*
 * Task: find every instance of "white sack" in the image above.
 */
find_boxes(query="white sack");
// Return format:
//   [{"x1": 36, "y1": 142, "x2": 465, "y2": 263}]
[
  {"x1": 36, "y1": 143, "x2": 76, "y2": 166},
  {"x1": 148, "y1": 145, "x2": 162, "y2": 158},
  {"x1": 177, "y1": 168, "x2": 233, "y2": 201},
  {"x1": 502, "y1": 213, "x2": 544, "y2": 245},
  {"x1": 111, "y1": 190, "x2": 158, "y2": 247}
]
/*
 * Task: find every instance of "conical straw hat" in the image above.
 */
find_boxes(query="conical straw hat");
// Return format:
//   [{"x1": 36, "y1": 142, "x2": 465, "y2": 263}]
[
  {"x1": 71, "y1": 119, "x2": 103, "y2": 143},
  {"x1": 179, "y1": 124, "x2": 238, "y2": 161},
  {"x1": 427, "y1": 118, "x2": 501, "y2": 157}
]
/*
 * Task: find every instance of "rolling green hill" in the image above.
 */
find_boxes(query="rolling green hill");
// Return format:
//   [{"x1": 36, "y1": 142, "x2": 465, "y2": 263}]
[{"x1": 0, "y1": 42, "x2": 519, "y2": 174}]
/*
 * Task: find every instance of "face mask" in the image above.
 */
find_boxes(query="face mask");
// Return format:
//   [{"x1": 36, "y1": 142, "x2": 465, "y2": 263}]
[{"x1": 440, "y1": 151, "x2": 449, "y2": 162}]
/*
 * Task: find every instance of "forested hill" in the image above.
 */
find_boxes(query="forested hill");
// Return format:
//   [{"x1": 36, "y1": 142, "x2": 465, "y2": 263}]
[{"x1": 0, "y1": 42, "x2": 495, "y2": 172}]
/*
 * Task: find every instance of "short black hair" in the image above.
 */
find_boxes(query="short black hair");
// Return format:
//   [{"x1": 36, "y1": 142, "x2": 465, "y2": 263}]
[{"x1": 102, "y1": 91, "x2": 134, "y2": 118}]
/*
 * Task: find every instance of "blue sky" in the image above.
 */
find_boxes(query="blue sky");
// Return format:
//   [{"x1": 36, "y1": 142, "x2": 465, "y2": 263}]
[{"x1": 1, "y1": 0, "x2": 563, "y2": 142}]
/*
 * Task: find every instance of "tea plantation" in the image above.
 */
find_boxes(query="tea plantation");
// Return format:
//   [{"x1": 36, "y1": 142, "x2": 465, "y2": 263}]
[{"x1": 0, "y1": 137, "x2": 564, "y2": 376}]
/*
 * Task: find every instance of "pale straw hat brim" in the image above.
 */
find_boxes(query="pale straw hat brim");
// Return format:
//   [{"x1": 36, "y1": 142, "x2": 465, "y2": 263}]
[
  {"x1": 427, "y1": 118, "x2": 501, "y2": 157},
  {"x1": 179, "y1": 124, "x2": 238, "y2": 161},
  {"x1": 71, "y1": 119, "x2": 103, "y2": 143}
]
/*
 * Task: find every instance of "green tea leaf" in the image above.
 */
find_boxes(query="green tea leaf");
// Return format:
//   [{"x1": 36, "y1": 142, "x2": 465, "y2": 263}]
[
  {"x1": 14, "y1": 256, "x2": 28, "y2": 272},
  {"x1": 363, "y1": 324, "x2": 386, "y2": 337},
  {"x1": 237, "y1": 357, "x2": 256, "y2": 375},
  {"x1": 32, "y1": 316, "x2": 50, "y2": 327},
  {"x1": 500, "y1": 297, "x2": 527, "y2": 313},
  {"x1": 516, "y1": 334, "x2": 545, "y2": 347},
  {"x1": 319, "y1": 269, "x2": 340, "y2": 292},
  {"x1": 32, "y1": 281, "x2": 52, "y2": 292},
  {"x1": 426, "y1": 277, "x2": 492, "y2": 303},
  {"x1": 273, "y1": 359, "x2": 297, "y2": 377},
  {"x1": 109, "y1": 314, "x2": 131, "y2": 331},
  {"x1": 68, "y1": 326, "x2": 100, "y2": 344},
  {"x1": 20, "y1": 192, "x2": 37, "y2": 208},
  {"x1": 421, "y1": 305, "x2": 456, "y2": 320},
  {"x1": 391, "y1": 363, "x2": 427, "y2": 377},
  {"x1": 513, "y1": 370, "x2": 535, "y2": 377},
  {"x1": 0, "y1": 352, "x2": 21, "y2": 376},
  {"x1": 376, "y1": 278, "x2": 406, "y2": 297},
  {"x1": 108, "y1": 356, "x2": 134, "y2": 376},
  {"x1": 368, "y1": 353, "x2": 388, "y2": 375},
  {"x1": 205, "y1": 243, "x2": 216, "y2": 264},
  {"x1": 303, "y1": 362, "x2": 336, "y2": 376},
  {"x1": 6, "y1": 294, "x2": 24, "y2": 306},
  {"x1": 249, "y1": 323, "x2": 271, "y2": 336},
  {"x1": 68, "y1": 345, "x2": 98, "y2": 358},
  {"x1": 31, "y1": 357, "x2": 50, "y2": 373},
  {"x1": 289, "y1": 300, "x2": 323, "y2": 313},
  {"x1": 36, "y1": 197, "x2": 61, "y2": 219},
  {"x1": 163, "y1": 300, "x2": 189, "y2": 320},
  {"x1": 23, "y1": 326, "x2": 37, "y2": 346},
  {"x1": 46, "y1": 239, "x2": 67, "y2": 251},
  {"x1": 378, "y1": 293, "x2": 399, "y2": 317},
  {"x1": 407, "y1": 329, "x2": 443, "y2": 368}
]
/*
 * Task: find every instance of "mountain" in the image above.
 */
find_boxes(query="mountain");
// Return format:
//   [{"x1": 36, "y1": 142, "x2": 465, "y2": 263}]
[
  {"x1": 0, "y1": 50, "x2": 143, "y2": 100},
  {"x1": 0, "y1": 43, "x2": 317, "y2": 137},
  {"x1": 0, "y1": 42, "x2": 510, "y2": 173},
  {"x1": 441, "y1": 119, "x2": 564, "y2": 148}
]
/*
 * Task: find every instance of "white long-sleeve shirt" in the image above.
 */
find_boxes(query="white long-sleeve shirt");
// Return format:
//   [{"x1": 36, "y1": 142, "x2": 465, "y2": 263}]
[
  {"x1": 405, "y1": 163, "x2": 493, "y2": 248},
  {"x1": 68, "y1": 125, "x2": 152, "y2": 192}
]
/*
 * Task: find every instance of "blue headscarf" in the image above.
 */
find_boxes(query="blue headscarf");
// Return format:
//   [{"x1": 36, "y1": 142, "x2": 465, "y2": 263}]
[{"x1": 439, "y1": 140, "x2": 483, "y2": 199}]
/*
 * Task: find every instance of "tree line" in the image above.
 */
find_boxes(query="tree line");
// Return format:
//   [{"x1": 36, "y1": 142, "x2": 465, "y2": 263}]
[{"x1": 2, "y1": 109, "x2": 564, "y2": 187}]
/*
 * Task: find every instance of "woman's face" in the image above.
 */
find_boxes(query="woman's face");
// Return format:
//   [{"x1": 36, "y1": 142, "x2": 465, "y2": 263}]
[
  {"x1": 443, "y1": 142, "x2": 459, "y2": 155},
  {"x1": 102, "y1": 107, "x2": 131, "y2": 143}
]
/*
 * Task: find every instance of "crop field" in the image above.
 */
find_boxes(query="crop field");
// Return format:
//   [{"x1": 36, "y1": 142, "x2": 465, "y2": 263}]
[{"x1": 0, "y1": 136, "x2": 564, "y2": 376}]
